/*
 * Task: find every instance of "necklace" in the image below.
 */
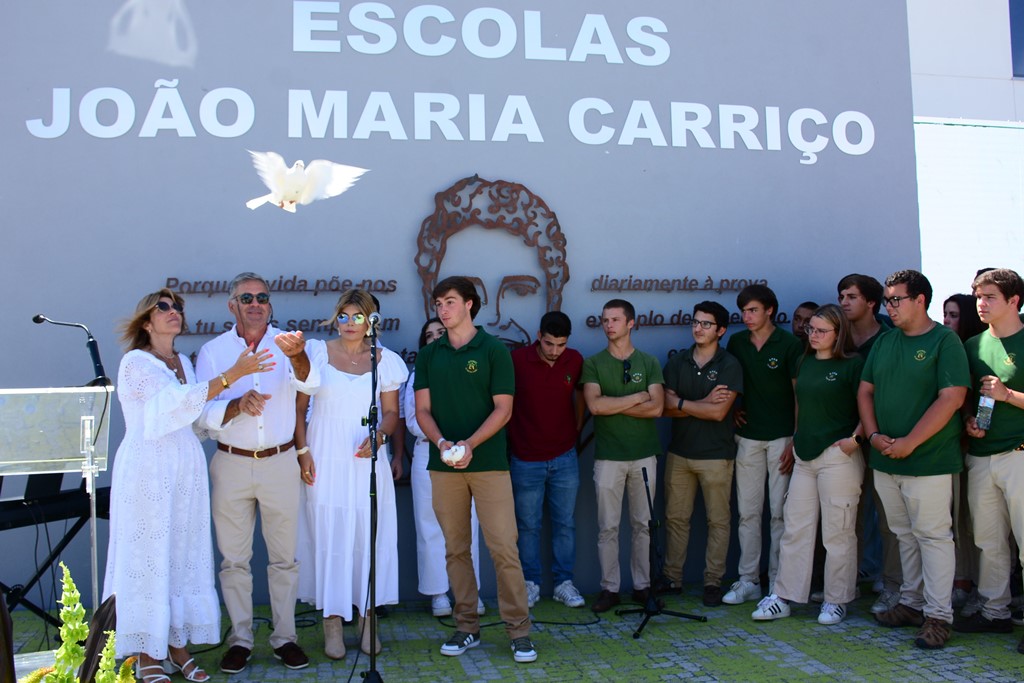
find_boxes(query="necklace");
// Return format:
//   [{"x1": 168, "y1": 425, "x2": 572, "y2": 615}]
[
  {"x1": 148, "y1": 348, "x2": 186, "y2": 384},
  {"x1": 341, "y1": 346, "x2": 369, "y2": 365}
]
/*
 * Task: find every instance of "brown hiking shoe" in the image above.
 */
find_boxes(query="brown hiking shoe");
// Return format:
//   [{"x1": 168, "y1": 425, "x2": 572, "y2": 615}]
[
  {"x1": 914, "y1": 617, "x2": 951, "y2": 649},
  {"x1": 874, "y1": 603, "x2": 925, "y2": 628}
]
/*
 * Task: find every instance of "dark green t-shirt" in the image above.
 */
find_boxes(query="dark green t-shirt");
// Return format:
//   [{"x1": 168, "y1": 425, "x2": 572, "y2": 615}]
[
  {"x1": 581, "y1": 348, "x2": 664, "y2": 461},
  {"x1": 726, "y1": 327, "x2": 803, "y2": 440},
  {"x1": 966, "y1": 327, "x2": 1024, "y2": 456},
  {"x1": 663, "y1": 345, "x2": 743, "y2": 460},
  {"x1": 794, "y1": 354, "x2": 864, "y2": 461},
  {"x1": 413, "y1": 326, "x2": 515, "y2": 472},
  {"x1": 862, "y1": 323, "x2": 969, "y2": 475}
]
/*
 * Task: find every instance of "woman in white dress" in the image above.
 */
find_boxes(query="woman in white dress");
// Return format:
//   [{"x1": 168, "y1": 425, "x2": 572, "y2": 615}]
[
  {"x1": 295, "y1": 289, "x2": 408, "y2": 658},
  {"x1": 103, "y1": 288, "x2": 271, "y2": 683},
  {"x1": 400, "y1": 318, "x2": 483, "y2": 618}
]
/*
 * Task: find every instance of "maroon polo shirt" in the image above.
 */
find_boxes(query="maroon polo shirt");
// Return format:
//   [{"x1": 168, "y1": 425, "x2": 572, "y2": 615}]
[{"x1": 508, "y1": 341, "x2": 583, "y2": 461}]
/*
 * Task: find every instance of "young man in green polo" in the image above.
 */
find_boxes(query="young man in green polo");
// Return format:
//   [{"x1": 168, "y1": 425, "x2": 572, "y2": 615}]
[
  {"x1": 413, "y1": 275, "x2": 536, "y2": 663},
  {"x1": 956, "y1": 268, "x2": 1024, "y2": 655},
  {"x1": 858, "y1": 269, "x2": 969, "y2": 650},
  {"x1": 724, "y1": 284, "x2": 803, "y2": 605}
]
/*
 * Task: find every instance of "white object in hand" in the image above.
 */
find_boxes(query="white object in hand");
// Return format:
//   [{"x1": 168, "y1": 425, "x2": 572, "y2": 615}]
[
  {"x1": 441, "y1": 445, "x2": 466, "y2": 466},
  {"x1": 245, "y1": 151, "x2": 368, "y2": 212}
]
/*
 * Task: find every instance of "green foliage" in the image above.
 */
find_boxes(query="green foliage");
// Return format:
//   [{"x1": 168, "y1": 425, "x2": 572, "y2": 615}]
[{"x1": 18, "y1": 563, "x2": 120, "y2": 683}]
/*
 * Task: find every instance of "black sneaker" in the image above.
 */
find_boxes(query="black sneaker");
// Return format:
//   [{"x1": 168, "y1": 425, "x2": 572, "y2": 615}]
[
  {"x1": 440, "y1": 630, "x2": 480, "y2": 656},
  {"x1": 1012, "y1": 608, "x2": 1023, "y2": 627},
  {"x1": 273, "y1": 642, "x2": 309, "y2": 670},
  {"x1": 953, "y1": 612, "x2": 1013, "y2": 634},
  {"x1": 219, "y1": 645, "x2": 251, "y2": 674},
  {"x1": 653, "y1": 576, "x2": 682, "y2": 595},
  {"x1": 510, "y1": 637, "x2": 537, "y2": 663}
]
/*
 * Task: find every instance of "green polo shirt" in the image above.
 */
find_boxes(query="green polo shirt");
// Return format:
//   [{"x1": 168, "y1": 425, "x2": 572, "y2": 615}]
[
  {"x1": 726, "y1": 327, "x2": 803, "y2": 440},
  {"x1": 862, "y1": 323, "x2": 969, "y2": 475},
  {"x1": 581, "y1": 348, "x2": 664, "y2": 462},
  {"x1": 414, "y1": 326, "x2": 515, "y2": 472},
  {"x1": 794, "y1": 355, "x2": 864, "y2": 461},
  {"x1": 663, "y1": 345, "x2": 743, "y2": 460},
  {"x1": 966, "y1": 327, "x2": 1024, "y2": 456}
]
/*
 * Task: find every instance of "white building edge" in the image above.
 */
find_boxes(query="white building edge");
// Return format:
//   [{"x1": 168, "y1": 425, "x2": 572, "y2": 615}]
[{"x1": 910, "y1": 0, "x2": 1024, "y2": 311}]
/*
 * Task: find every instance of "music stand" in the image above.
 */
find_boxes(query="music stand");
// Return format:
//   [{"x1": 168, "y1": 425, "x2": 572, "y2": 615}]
[{"x1": 0, "y1": 386, "x2": 113, "y2": 616}]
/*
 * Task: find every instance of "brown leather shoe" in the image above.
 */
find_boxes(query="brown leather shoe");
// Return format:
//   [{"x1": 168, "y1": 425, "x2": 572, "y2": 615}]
[
  {"x1": 591, "y1": 590, "x2": 620, "y2": 613},
  {"x1": 273, "y1": 642, "x2": 310, "y2": 670},
  {"x1": 218, "y1": 645, "x2": 251, "y2": 674},
  {"x1": 653, "y1": 576, "x2": 682, "y2": 596},
  {"x1": 631, "y1": 588, "x2": 651, "y2": 605},
  {"x1": 914, "y1": 617, "x2": 951, "y2": 650},
  {"x1": 874, "y1": 603, "x2": 925, "y2": 628}
]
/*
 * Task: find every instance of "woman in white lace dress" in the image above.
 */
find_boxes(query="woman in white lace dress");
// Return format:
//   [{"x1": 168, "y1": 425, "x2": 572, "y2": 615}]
[
  {"x1": 295, "y1": 289, "x2": 407, "y2": 658},
  {"x1": 102, "y1": 288, "x2": 271, "y2": 683}
]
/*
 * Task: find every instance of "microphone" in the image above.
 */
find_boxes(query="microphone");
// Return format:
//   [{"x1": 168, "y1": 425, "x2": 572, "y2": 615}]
[
  {"x1": 33, "y1": 314, "x2": 111, "y2": 386},
  {"x1": 368, "y1": 312, "x2": 382, "y2": 325}
]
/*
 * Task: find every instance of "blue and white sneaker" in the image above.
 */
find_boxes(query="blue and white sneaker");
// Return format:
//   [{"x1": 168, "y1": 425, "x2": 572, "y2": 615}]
[{"x1": 440, "y1": 630, "x2": 480, "y2": 656}]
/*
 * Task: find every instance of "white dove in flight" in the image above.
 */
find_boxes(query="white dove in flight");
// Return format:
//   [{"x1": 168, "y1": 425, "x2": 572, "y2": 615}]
[{"x1": 245, "y1": 151, "x2": 368, "y2": 212}]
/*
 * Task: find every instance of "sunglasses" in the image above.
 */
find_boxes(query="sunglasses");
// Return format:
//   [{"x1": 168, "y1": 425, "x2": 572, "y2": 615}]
[
  {"x1": 622, "y1": 359, "x2": 632, "y2": 385},
  {"x1": 337, "y1": 313, "x2": 367, "y2": 325},
  {"x1": 234, "y1": 292, "x2": 270, "y2": 305},
  {"x1": 154, "y1": 301, "x2": 184, "y2": 313}
]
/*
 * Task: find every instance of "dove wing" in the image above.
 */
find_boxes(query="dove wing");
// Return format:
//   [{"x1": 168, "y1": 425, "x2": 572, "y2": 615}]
[
  {"x1": 249, "y1": 151, "x2": 290, "y2": 194},
  {"x1": 299, "y1": 160, "x2": 368, "y2": 205}
]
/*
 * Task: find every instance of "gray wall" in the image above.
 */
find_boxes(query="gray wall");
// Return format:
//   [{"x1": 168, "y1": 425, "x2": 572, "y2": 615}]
[{"x1": 1, "y1": 1, "x2": 919, "y2": 609}]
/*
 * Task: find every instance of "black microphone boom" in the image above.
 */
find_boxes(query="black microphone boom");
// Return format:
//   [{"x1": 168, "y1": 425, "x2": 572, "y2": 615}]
[{"x1": 33, "y1": 314, "x2": 111, "y2": 386}]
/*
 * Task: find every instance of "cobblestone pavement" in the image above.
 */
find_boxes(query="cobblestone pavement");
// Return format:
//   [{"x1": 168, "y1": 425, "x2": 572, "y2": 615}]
[{"x1": 11, "y1": 584, "x2": 1024, "y2": 682}]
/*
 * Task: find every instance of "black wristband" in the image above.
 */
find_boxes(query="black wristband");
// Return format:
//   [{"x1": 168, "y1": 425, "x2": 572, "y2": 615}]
[{"x1": 678, "y1": 398, "x2": 684, "y2": 412}]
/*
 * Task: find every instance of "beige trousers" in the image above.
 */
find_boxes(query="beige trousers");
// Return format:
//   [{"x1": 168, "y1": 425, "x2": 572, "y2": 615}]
[
  {"x1": 874, "y1": 471, "x2": 955, "y2": 623},
  {"x1": 662, "y1": 453, "x2": 733, "y2": 587},
  {"x1": 774, "y1": 446, "x2": 864, "y2": 604},
  {"x1": 594, "y1": 457, "x2": 657, "y2": 592},
  {"x1": 734, "y1": 436, "x2": 792, "y2": 586},
  {"x1": 210, "y1": 448, "x2": 301, "y2": 649},
  {"x1": 966, "y1": 451, "x2": 1024, "y2": 620}
]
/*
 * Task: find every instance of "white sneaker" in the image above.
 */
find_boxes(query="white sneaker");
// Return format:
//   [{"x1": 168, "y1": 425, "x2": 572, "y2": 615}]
[
  {"x1": 440, "y1": 630, "x2": 480, "y2": 656},
  {"x1": 477, "y1": 597, "x2": 486, "y2": 615},
  {"x1": 525, "y1": 580, "x2": 540, "y2": 608},
  {"x1": 723, "y1": 579, "x2": 762, "y2": 605},
  {"x1": 751, "y1": 594, "x2": 790, "y2": 621},
  {"x1": 553, "y1": 580, "x2": 585, "y2": 608},
  {"x1": 818, "y1": 602, "x2": 846, "y2": 625},
  {"x1": 431, "y1": 593, "x2": 452, "y2": 617},
  {"x1": 871, "y1": 589, "x2": 900, "y2": 614}
]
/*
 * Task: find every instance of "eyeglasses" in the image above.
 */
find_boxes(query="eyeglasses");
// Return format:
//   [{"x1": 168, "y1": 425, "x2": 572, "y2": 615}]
[
  {"x1": 622, "y1": 359, "x2": 632, "y2": 385},
  {"x1": 882, "y1": 295, "x2": 913, "y2": 309},
  {"x1": 691, "y1": 320, "x2": 717, "y2": 330},
  {"x1": 234, "y1": 292, "x2": 270, "y2": 305},
  {"x1": 154, "y1": 301, "x2": 183, "y2": 313},
  {"x1": 803, "y1": 325, "x2": 835, "y2": 337},
  {"x1": 337, "y1": 313, "x2": 366, "y2": 325}
]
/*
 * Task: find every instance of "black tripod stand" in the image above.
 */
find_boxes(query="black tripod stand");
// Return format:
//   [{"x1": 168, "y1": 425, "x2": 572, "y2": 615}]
[{"x1": 616, "y1": 466, "x2": 706, "y2": 638}]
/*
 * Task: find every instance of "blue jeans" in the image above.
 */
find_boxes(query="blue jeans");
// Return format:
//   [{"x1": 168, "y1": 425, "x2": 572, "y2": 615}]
[{"x1": 509, "y1": 448, "x2": 580, "y2": 585}]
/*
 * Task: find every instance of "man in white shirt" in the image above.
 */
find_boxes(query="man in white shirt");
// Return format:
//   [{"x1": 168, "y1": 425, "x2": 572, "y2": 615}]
[{"x1": 195, "y1": 272, "x2": 317, "y2": 673}]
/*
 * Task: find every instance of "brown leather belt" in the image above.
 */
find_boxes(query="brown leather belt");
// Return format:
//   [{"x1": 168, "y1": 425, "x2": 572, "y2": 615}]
[{"x1": 217, "y1": 439, "x2": 295, "y2": 459}]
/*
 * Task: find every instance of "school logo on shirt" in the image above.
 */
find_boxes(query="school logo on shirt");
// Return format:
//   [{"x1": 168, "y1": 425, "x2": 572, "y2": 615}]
[
  {"x1": 1005, "y1": 353, "x2": 1016, "y2": 366},
  {"x1": 564, "y1": 374, "x2": 574, "y2": 385},
  {"x1": 914, "y1": 350, "x2": 927, "y2": 361},
  {"x1": 767, "y1": 357, "x2": 780, "y2": 369},
  {"x1": 707, "y1": 369, "x2": 719, "y2": 381},
  {"x1": 630, "y1": 372, "x2": 644, "y2": 384},
  {"x1": 466, "y1": 360, "x2": 479, "y2": 373},
  {"x1": 826, "y1": 371, "x2": 838, "y2": 382}
]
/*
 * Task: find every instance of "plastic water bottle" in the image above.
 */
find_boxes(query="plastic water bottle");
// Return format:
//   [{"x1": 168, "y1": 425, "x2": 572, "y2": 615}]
[{"x1": 976, "y1": 395, "x2": 995, "y2": 431}]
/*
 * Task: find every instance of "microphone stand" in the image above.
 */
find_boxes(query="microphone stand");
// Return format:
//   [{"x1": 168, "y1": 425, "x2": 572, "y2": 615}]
[
  {"x1": 616, "y1": 466, "x2": 707, "y2": 638},
  {"x1": 361, "y1": 322, "x2": 383, "y2": 683}
]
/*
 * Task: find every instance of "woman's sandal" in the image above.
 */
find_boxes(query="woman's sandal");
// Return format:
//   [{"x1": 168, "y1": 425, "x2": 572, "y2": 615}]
[
  {"x1": 164, "y1": 656, "x2": 210, "y2": 683},
  {"x1": 135, "y1": 660, "x2": 171, "y2": 683}
]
